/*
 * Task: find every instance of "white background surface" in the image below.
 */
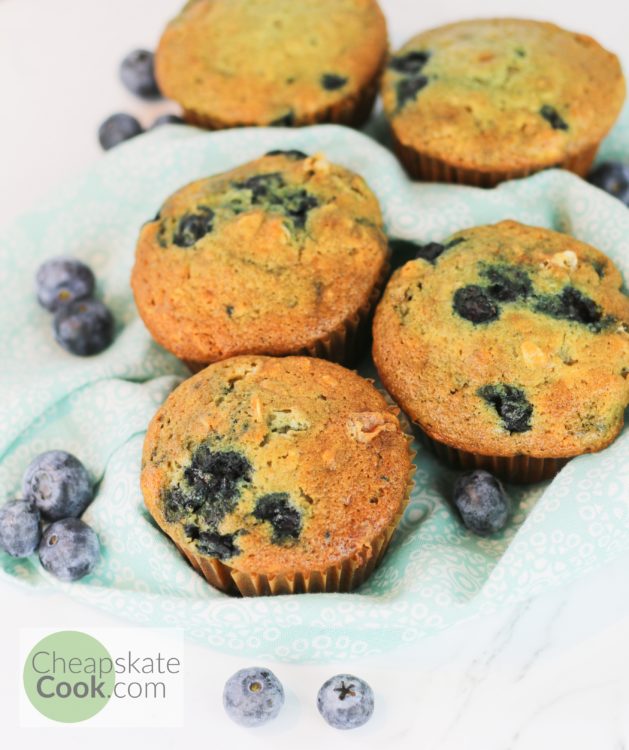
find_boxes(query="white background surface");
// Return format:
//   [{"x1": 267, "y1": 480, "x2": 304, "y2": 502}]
[{"x1": 1, "y1": 1, "x2": 629, "y2": 747}]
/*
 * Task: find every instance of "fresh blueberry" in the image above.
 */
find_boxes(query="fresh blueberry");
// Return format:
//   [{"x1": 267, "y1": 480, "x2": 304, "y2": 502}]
[
  {"x1": 98, "y1": 113, "x2": 143, "y2": 150},
  {"x1": 0, "y1": 500, "x2": 41, "y2": 558},
  {"x1": 22, "y1": 450, "x2": 94, "y2": 521},
  {"x1": 453, "y1": 470, "x2": 511, "y2": 536},
  {"x1": 453, "y1": 285, "x2": 500, "y2": 324},
  {"x1": 317, "y1": 674, "x2": 374, "y2": 730},
  {"x1": 53, "y1": 298, "x2": 114, "y2": 356},
  {"x1": 587, "y1": 162, "x2": 629, "y2": 207},
  {"x1": 223, "y1": 667, "x2": 284, "y2": 727},
  {"x1": 39, "y1": 518, "x2": 100, "y2": 581},
  {"x1": 120, "y1": 49, "x2": 160, "y2": 99},
  {"x1": 151, "y1": 113, "x2": 185, "y2": 128},
  {"x1": 35, "y1": 257, "x2": 95, "y2": 312},
  {"x1": 539, "y1": 105, "x2": 568, "y2": 131},
  {"x1": 477, "y1": 384, "x2": 533, "y2": 433},
  {"x1": 253, "y1": 493, "x2": 301, "y2": 543}
]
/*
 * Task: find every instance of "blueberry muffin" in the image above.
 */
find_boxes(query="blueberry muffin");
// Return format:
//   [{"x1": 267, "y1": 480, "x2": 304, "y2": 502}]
[
  {"x1": 373, "y1": 221, "x2": 629, "y2": 482},
  {"x1": 381, "y1": 19, "x2": 626, "y2": 186},
  {"x1": 131, "y1": 151, "x2": 389, "y2": 370},
  {"x1": 141, "y1": 356, "x2": 414, "y2": 595},
  {"x1": 156, "y1": 0, "x2": 388, "y2": 129}
]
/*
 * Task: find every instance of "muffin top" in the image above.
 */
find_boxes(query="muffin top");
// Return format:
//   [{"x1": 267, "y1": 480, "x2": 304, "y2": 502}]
[
  {"x1": 131, "y1": 150, "x2": 388, "y2": 365},
  {"x1": 141, "y1": 356, "x2": 412, "y2": 577},
  {"x1": 373, "y1": 221, "x2": 629, "y2": 458},
  {"x1": 156, "y1": 0, "x2": 388, "y2": 127},
  {"x1": 381, "y1": 19, "x2": 626, "y2": 173}
]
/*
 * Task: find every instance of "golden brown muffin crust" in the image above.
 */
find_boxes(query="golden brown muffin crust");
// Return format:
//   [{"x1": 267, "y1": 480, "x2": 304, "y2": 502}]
[
  {"x1": 373, "y1": 221, "x2": 629, "y2": 459},
  {"x1": 382, "y1": 19, "x2": 626, "y2": 174},
  {"x1": 141, "y1": 356, "x2": 413, "y2": 578},
  {"x1": 131, "y1": 151, "x2": 389, "y2": 364},
  {"x1": 156, "y1": 0, "x2": 388, "y2": 127}
]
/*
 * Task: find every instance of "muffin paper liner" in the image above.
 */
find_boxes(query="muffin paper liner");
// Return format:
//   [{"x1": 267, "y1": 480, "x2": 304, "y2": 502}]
[
  {"x1": 392, "y1": 130, "x2": 602, "y2": 187},
  {"x1": 183, "y1": 255, "x2": 391, "y2": 374},
  {"x1": 414, "y1": 426, "x2": 570, "y2": 484},
  {"x1": 173, "y1": 524, "x2": 396, "y2": 596},
  {"x1": 171, "y1": 419, "x2": 416, "y2": 597}
]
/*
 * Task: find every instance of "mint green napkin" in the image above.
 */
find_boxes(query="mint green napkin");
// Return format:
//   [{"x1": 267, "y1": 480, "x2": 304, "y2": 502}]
[{"x1": 1, "y1": 108, "x2": 628, "y2": 662}]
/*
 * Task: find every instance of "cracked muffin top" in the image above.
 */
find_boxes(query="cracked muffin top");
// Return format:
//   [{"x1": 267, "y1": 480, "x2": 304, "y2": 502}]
[
  {"x1": 131, "y1": 150, "x2": 388, "y2": 367},
  {"x1": 155, "y1": 0, "x2": 388, "y2": 128},
  {"x1": 381, "y1": 19, "x2": 625, "y2": 174},
  {"x1": 141, "y1": 356, "x2": 413, "y2": 579},
  {"x1": 373, "y1": 221, "x2": 629, "y2": 459}
]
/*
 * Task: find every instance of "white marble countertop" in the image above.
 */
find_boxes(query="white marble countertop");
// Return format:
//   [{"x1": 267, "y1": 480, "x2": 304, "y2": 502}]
[{"x1": 1, "y1": 0, "x2": 628, "y2": 747}]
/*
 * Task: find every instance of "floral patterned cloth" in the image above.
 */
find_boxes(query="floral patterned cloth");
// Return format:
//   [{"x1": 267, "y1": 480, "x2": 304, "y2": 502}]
[{"x1": 1, "y1": 109, "x2": 628, "y2": 662}]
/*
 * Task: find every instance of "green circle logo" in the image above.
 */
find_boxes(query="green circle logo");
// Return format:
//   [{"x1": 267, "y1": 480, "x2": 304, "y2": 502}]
[{"x1": 23, "y1": 631, "x2": 114, "y2": 723}]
